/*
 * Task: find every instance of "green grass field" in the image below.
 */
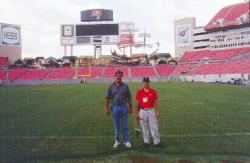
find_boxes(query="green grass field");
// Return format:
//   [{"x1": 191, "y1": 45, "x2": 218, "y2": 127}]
[{"x1": 1, "y1": 82, "x2": 250, "y2": 162}]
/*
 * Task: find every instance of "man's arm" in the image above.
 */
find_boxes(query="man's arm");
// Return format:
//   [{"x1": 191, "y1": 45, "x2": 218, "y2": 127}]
[
  {"x1": 105, "y1": 97, "x2": 111, "y2": 115},
  {"x1": 135, "y1": 99, "x2": 140, "y2": 120},
  {"x1": 127, "y1": 86, "x2": 132, "y2": 114},
  {"x1": 128, "y1": 98, "x2": 132, "y2": 114},
  {"x1": 105, "y1": 86, "x2": 111, "y2": 115},
  {"x1": 154, "y1": 99, "x2": 160, "y2": 119}
]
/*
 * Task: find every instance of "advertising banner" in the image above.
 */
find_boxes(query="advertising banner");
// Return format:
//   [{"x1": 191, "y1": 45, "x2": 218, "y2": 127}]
[
  {"x1": 1, "y1": 25, "x2": 21, "y2": 46},
  {"x1": 176, "y1": 24, "x2": 191, "y2": 47}
]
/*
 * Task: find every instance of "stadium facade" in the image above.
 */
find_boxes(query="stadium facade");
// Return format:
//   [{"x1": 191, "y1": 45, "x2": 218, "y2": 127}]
[
  {"x1": 174, "y1": 2, "x2": 250, "y2": 84},
  {"x1": 174, "y1": 2, "x2": 250, "y2": 58}
]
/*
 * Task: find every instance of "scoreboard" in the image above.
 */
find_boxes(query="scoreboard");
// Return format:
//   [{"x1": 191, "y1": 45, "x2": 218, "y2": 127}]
[
  {"x1": 80, "y1": 9, "x2": 113, "y2": 22},
  {"x1": 61, "y1": 24, "x2": 119, "y2": 45},
  {"x1": 76, "y1": 24, "x2": 118, "y2": 36}
]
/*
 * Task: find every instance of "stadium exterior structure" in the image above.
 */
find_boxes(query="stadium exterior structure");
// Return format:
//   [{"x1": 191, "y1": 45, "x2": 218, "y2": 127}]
[{"x1": 174, "y1": 2, "x2": 250, "y2": 84}]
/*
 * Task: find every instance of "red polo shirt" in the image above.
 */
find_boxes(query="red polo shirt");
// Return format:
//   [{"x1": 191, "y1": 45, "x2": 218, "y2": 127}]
[{"x1": 136, "y1": 88, "x2": 158, "y2": 108}]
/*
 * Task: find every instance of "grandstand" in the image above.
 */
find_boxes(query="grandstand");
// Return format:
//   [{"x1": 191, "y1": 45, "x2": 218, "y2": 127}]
[
  {"x1": 0, "y1": 46, "x2": 250, "y2": 85},
  {"x1": 172, "y1": 1, "x2": 250, "y2": 84},
  {"x1": 181, "y1": 47, "x2": 250, "y2": 63},
  {"x1": 1, "y1": 46, "x2": 250, "y2": 84},
  {"x1": 0, "y1": 2, "x2": 249, "y2": 86},
  {"x1": 177, "y1": 47, "x2": 250, "y2": 83},
  {"x1": 0, "y1": 65, "x2": 176, "y2": 82},
  {"x1": 206, "y1": 2, "x2": 249, "y2": 30}
]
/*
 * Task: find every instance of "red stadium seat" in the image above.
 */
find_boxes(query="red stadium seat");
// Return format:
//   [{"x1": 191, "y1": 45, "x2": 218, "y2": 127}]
[
  {"x1": 131, "y1": 66, "x2": 157, "y2": 77},
  {"x1": 182, "y1": 48, "x2": 250, "y2": 63},
  {"x1": 0, "y1": 57, "x2": 8, "y2": 68},
  {"x1": 103, "y1": 66, "x2": 129, "y2": 78},
  {"x1": 206, "y1": 2, "x2": 249, "y2": 30},
  {"x1": 156, "y1": 65, "x2": 175, "y2": 76},
  {"x1": 188, "y1": 59, "x2": 250, "y2": 75},
  {"x1": 8, "y1": 68, "x2": 28, "y2": 81},
  {"x1": 172, "y1": 64, "x2": 192, "y2": 75},
  {"x1": 46, "y1": 68, "x2": 74, "y2": 80},
  {"x1": 0, "y1": 70, "x2": 5, "y2": 80},
  {"x1": 18, "y1": 69, "x2": 51, "y2": 80},
  {"x1": 77, "y1": 67, "x2": 102, "y2": 78}
]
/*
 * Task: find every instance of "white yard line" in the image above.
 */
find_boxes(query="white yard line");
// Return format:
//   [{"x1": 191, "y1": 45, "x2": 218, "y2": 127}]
[{"x1": 1, "y1": 132, "x2": 250, "y2": 140}]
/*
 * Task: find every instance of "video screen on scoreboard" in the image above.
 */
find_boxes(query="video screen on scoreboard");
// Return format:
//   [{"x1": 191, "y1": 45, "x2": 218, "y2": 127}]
[
  {"x1": 81, "y1": 9, "x2": 113, "y2": 22},
  {"x1": 76, "y1": 24, "x2": 119, "y2": 36}
]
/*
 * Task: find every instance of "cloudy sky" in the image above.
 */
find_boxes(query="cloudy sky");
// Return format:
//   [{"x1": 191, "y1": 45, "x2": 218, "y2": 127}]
[{"x1": 0, "y1": 0, "x2": 245, "y2": 58}]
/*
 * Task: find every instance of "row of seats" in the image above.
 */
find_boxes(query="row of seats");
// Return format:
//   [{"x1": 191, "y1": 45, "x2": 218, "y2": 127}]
[
  {"x1": 77, "y1": 67, "x2": 102, "y2": 78},
  {"x1": 3, "y1": 61, "x2": 250, "y2": 81},
  {"x1": 223, "y1": 3, "x2": 249, "y2": 22},
  {"x1": 172, "y1": 59, "x2": 250, "y2": 76},
  {"x1": 182, "y1": 50, "x2": 213, "y2": 62},
  {"x1": 209, "y1": 6, "x2": 232, "y2": 24},
  {"x1": 18, "y1": 69, "x2": 51, "y2": 80},
  {"x1": 156, "y1": 65, "x2": 175, "y2": 76},
  {"x1": 171, "y1": 64, "x2": 191, "y2": 75},
  {"x1": 206, "y1": 2, "x2": 249, "y2": 30},
  {"x1": 8, "y1": 68, "x2": 28, "y2": 80},
  {"x1": 0, "y1": 57, "x2": 8, "y2": 68},
  {"x1": 103, "y1": 66, "x2": 129, "y2": 78},
  {"x1": 3, "y1": 59, "x2": 249, "y2": 80},
  {"x1": 131, "y1": 66, "x2": 157, "y2": 77},
  {"x1": 46, "y1": 68, "x2": 74, "y2": 80},
  {"x1": 182, "y1": 48, "x2": 250, "y2": 63},
  {"x1": 2, "y1": 65, "x2": 176, "y2": 80},
  {"x1": 0, "y1": 70, "x2": 5, "y2": 80}
]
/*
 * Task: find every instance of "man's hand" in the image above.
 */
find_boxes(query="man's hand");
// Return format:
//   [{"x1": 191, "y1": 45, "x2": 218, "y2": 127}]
[
  {"x1": 128, "y1": 106, "x2": 132, "y2": 114},
  {"x1": 155, "y1": 111, "x2": 160, "y2": 119},
  {"x1": 135, "y1": 113, "x2": 143, "y2": 120},
  {"x1": 105, "y1": 108, "x2": 111, "y2": 115},
  {"x1": 135, "y1": 113, "x2": 139, "y2": 120}
]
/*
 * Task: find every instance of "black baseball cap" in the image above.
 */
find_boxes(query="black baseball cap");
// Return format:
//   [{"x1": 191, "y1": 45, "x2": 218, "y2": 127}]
[{"x1": 142, "y1": 77, "x2": 150, "y2": 82}]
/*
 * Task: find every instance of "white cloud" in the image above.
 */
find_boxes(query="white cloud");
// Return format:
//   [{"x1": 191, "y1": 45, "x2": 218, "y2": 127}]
[{"x1": 0, "y1": 0, "x2": 245, "y2": 58}]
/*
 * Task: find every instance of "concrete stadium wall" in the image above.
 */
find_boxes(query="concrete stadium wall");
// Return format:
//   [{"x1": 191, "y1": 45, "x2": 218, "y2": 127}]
[
  {"x1": 1, "y1": 76, "x2": 171, "y2": 86},
  {"x1": 185, "y1": 74, "x2": 248, "y2": 83}
]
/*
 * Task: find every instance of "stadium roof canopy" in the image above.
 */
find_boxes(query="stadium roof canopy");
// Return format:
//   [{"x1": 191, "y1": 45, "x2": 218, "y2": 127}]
[{"x1": 205, "y1": 2, "x2": 250, "y2": 31}]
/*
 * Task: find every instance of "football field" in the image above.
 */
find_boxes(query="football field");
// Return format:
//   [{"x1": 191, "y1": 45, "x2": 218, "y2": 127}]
[{"x1": 1, "y1": 82, "x2": 250, "y2": 162}]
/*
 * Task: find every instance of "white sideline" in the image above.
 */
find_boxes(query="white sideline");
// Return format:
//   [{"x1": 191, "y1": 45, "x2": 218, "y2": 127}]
[{"x1": 1, "y1": 132, "x2": 250, "y2": 140}]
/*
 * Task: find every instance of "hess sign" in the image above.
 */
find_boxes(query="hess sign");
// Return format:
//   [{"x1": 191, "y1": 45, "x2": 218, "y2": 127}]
[{"x1": 2, "y1": 26, "x2": 20, "y2": 45}]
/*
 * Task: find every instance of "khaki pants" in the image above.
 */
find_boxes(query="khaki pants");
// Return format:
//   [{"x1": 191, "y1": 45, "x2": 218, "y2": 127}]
[{"x1": 139, "y1": 108, "x2": 160, "y2": 145}]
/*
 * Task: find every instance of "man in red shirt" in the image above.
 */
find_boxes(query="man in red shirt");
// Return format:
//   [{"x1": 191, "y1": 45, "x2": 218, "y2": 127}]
[{"x1": 135, "y1": 77, "x2": 161, "y2": 147}]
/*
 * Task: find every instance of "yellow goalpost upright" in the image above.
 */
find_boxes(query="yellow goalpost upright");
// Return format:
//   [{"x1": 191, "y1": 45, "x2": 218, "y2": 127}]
[{"x1": 75, "y1": 63, "x2": 92, "y2": 84}]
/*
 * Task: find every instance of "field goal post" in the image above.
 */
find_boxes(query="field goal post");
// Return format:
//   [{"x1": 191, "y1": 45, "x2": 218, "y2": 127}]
[{"x1": 75, "y1": 64, "x2": 92, "y2": 84}]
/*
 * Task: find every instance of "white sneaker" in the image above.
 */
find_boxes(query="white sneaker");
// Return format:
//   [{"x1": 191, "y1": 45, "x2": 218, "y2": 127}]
[
  {"x1": 123, "y1": 142, "x2": 132, "y2": 148},
  {"x1": 113, "y1": 140, "x2": 120, "y2": 149}
]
